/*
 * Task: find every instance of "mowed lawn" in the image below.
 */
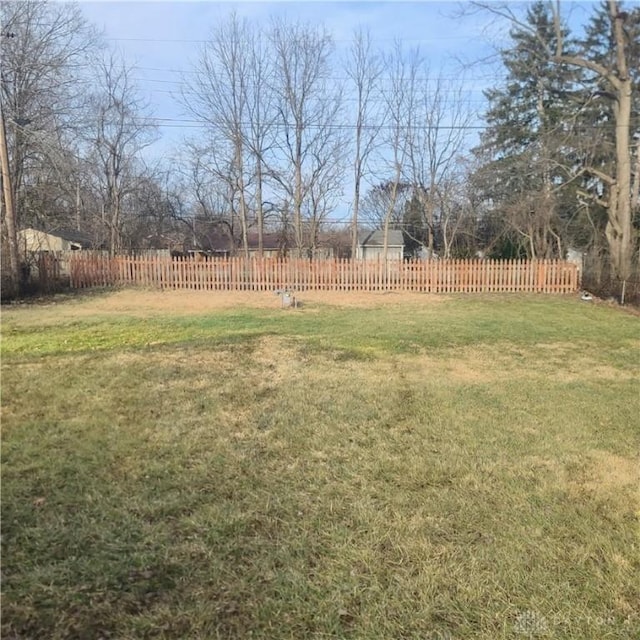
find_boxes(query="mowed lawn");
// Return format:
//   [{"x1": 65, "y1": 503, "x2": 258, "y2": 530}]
[{"x1": 1, "y1": 290, "x2": 639, "y2": 640}]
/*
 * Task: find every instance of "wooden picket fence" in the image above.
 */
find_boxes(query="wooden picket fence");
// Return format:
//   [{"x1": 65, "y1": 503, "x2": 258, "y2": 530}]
[{"x1": 67, "y1": 255, "x2": 579, "y2": 294}]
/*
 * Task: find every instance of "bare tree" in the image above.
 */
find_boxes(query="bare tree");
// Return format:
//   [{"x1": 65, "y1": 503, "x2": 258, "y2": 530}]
[
  {"x1": 1, "y1": 0, "x2": 99, "y2": 291},
  {"x1": 85, "y1": 54, "x2": 157, "y2": 255},
  {"x1": 345, "y1": 27, "x2": 383, "y2": 258},
  {"x1": 441, "y1": 156, "x2": 488, "y2": 259},
  {"x1": 407, "y1": 70, "x2": 474, "y2": 256},
  {"x1": 180, "y1": 143, "x2": 238, "y2": 250},
  {"x1": 379, "y1": 41, "x2": 420, "y2": 265},
  {"x1": 183, "y1": 14, "x2": 257, "y2": 257},
  {"x1": 304, "y1": 137, "x2": 346, "y2": 255},
  {"x1": 505, "y1": 183, "x2": 559, "y2": 258},
  {"x1": 360, "y1": 181, "x2": 411, "y2": 230},
  {"x1": 269, "y1": 18, "x2": 343, "y2": 257},
  {"x1": 245, "y1": 27, "x2": 278, "y2": 256},
  {"x1": 439, "y1": 175, "x2": 467, "y2": 259}
]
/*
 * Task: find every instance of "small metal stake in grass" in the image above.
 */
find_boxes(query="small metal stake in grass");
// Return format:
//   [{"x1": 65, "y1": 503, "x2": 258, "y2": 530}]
[{"x1": 276, "y1": 288, "x2": 298, "y2": 309}]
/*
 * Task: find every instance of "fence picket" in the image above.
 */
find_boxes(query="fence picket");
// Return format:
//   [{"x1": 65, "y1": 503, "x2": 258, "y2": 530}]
[{"x1": 62, "y1": 255, "x2": 579, "y2": 296}]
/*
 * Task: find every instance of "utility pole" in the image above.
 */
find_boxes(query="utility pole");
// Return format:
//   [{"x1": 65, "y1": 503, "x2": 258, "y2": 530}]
[{"x1": 0, "y1": 99, "x2": 20, "y2": 296}]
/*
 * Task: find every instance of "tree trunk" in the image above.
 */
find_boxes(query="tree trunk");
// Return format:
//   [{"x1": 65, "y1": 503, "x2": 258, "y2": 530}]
[
  {"x1": 352, "y1": 177, "x2": 360, "y2": 259},
  {"x1": 352, "y1": 118, "x2": 362, "y2": 259},
  {"x1": 76, "y1": 181, "x2": 81, "y2": 231},
  {"x1": 255, "y1": 159, "x2": 264, "y2": 256},
  {"x1": 235, "y1": 141, "x2": 249, "y2": 260},
  {"x1": 382, "y1": 167, "x2": 402, "y2": 283},
  {"x1": 554, "y1": 1, "x2": 635, "y2": 280},
  {"x1": 606, "y1": 75, "x2": 633, "y2": 280},
  {"x1": 0, "y1": 104, "x2": 20, "y2": 295},
  {"x1": 426, "y1": 200, "x2": 435, "y2": 254},
  {"x1": 631, "y1": 140, "x2": 639, "y2": 215},
  {"x1": 605, "y1": 0, "x2": 634, "y2": 279},
  {"x1": 294, "y1": 128, "x2": 303, "y2": 258},
  {"x1": 110, "y1": 195, "x2": 120, "y2": 258}
]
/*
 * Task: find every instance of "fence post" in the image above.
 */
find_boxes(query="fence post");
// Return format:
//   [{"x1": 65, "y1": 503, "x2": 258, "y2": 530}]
[{"x1": 54, "y1": 255, "x2": 581, "y2": 295}]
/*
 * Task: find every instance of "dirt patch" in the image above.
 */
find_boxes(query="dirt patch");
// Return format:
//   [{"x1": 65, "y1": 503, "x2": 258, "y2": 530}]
[
  {"x1": 524, "y1": 453, "x2": 639, "y2": 505},
  {"x1": 553, "y1": 363, "x2": 628, "y2": 383},
  {"x1": 296, "y1": 289, "x2": 444, "y2": 309},
  {"x1": 1, "y1": 289, "x2": 445, "y2": 324},
  {"x1": 539, "y1": 450, "x2": 640, "y2": 506},
  {"x1": 105, "y1": 348, "x2": 237, "y2": 370},
  {"x1": 437, "y1": 349, "x2": 511, "y2": 383},
  {"x1": 404, "y1": 351, "x2": 491, "y2": 384},
  {"x1": 114, "y1": 288, "x2": 443, "y2": 313},
  {"x1": 579, "y1": 450, "x2": 639, "y2": 495},
  {"x1": 533, "y1": 342, "x2": 638, "y2": 382},
  {"x1": 437, "y1": 342, "x2": 637, "y2": 385},
  {"x1": 251, "y1": 336, "x2": 305, "y2": 381}
]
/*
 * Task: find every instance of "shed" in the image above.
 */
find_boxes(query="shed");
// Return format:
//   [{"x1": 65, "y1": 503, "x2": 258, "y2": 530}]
[
  {"x1": 246, "y1": 232, "x2": 288, "y2": 258},
  {"x1": 355, "y1": 229, "x2": 404, "y2": 260},
  {"x1": 19, "y1": 227, "x2": 94, "y2": 252}
]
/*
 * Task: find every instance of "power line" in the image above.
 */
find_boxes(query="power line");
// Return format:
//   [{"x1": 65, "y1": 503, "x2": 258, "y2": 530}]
[
  {"x1": 106, "y1": 34, "x2": 487, "y2": 45},
  {"x1": 134, "y1": 116, "x2": 488, "y2": 131},
  {"x1": 131, "y1": 76, "x2": 491, "y2": 101},
  {"x1": 136, "y1": 86, "x2": 492, "y2": 107},
  {"x1": 134, "y1": 75, "x2": 489, "y2": 89},
  {"x1": 130, "y1": 115, "x2": 630, "y2": 133},
  {"x1": 1, "y1": 53, "x2": 498, "y2": 85},
  {"x1": 132, "y1": 64, "x2": 499, "y2": 83}
]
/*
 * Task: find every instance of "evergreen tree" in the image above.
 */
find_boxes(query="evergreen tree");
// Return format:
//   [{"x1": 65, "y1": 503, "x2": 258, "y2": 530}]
[
  {"x1": 402, "y1": 191, "x2": 429, "y2": 258},
  {"x1": 473, "y1": 1, "x2": 580, "y2": 259}
]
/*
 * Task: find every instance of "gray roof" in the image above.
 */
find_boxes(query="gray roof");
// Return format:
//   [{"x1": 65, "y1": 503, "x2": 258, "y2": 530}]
[{"x1": 358, "y1": 229, "x2": 404, "y2": 247}]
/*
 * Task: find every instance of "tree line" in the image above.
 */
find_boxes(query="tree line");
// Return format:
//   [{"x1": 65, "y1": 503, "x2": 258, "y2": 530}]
[{"x1": 1, "y1": 0, "x2": 638, "y2": 294}]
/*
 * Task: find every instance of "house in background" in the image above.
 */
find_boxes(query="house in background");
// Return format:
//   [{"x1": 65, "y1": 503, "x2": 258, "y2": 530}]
[
  {"x1": 355, "y1": 229, "x2": 404, "y2": 260},
  {"x1": 245, "y1": 232, "x2": 336, "y2": 259},
  {"x1": 189, "y1": 229, "x2": 344, "y2": 259},
  {"x1": 247, "y1": 232, "x2": 288, "y2": 258},
  {"x1": 16, "y1": 228, "x2": 96, "y2": 286},
  {"x1": 19, "y1": 227, "x2": 94, "y2": 253}
]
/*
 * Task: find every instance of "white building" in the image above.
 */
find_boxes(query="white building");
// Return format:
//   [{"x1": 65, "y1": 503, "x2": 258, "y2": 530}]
[{"x1": 356, "y1": 230, "x2": 404, "y2": 260}]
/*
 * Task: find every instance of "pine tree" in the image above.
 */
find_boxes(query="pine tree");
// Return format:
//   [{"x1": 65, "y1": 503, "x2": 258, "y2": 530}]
[
  {"x1": 473, "y1": 1, "x2": 580, "y2": 259},
  {"x1": 402, "y1": 191, "x2": 429, "y2": 259}
]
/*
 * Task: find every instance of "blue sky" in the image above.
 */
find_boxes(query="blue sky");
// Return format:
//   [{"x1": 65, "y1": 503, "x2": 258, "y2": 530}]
[
  {"x1": 78, "y1": 2, "x2": 500, "y2": 154},
  {"x1": 75, "y1": 1, "x2": 597, "y2": 221}
]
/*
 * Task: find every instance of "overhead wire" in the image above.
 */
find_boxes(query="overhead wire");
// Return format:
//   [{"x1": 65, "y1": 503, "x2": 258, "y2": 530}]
[{"x1": 105, "y1": 34, "x2": 488, "y2": 45}]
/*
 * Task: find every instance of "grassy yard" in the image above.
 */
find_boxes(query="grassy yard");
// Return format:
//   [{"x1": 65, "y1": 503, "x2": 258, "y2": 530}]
[{"x1": 1, "y1": 290, "x2": 639, "y2": 639}]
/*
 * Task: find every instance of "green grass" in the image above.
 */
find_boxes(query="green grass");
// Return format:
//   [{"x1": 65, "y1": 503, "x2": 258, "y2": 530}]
[{"x1": 2, "y1": 291, "x2": 639, "y2": 639}]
